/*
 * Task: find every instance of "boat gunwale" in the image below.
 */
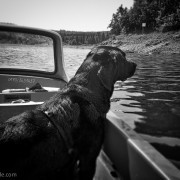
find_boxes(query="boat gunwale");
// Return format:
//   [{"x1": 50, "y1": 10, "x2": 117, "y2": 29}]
[{"x1": 103, "y1": 111, "x2": 180, "y2": 180}]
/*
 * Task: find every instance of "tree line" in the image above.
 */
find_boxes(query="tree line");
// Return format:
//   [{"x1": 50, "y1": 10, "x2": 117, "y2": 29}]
[
  {"x1": 0, "y1": 31, "x2": 52, "y2": 45},
  {"x1": 108, "y1": 0, "x2": 180, "y2": 34},
  {"x1": 0, "y1": 23, "x2": 110, "y2": 45},
  {"x1": 58, "y1": 30, "x2": 110, "y2": 45}
]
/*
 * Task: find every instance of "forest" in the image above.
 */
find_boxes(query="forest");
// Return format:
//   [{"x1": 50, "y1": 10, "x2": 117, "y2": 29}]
[
  {"x1": 0, "y1": 31, "x2": 52, "y2": 45},
  {"x1": 58, "y1": 30, "x2": 110, "y2": 45},
  {"x1": 108, "y1": 0, "x2": 180, "y2": 34},
  {"x1": 0, "y1": 23, "x2": 110, "y2": 45}
]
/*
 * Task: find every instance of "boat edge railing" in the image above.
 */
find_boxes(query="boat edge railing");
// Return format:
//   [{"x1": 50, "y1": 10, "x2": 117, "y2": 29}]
[{"x1": 103, "y1": 111, "x2": 180, "y2": 180}]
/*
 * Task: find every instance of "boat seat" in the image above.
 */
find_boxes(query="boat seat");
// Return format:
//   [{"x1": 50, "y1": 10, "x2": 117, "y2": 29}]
[{"x1": 0, "y1": 87, "x2": 59, "y2": 123}]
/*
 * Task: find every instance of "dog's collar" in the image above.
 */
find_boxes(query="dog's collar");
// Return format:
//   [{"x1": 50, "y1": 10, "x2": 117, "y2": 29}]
[{"x1": 41, "y1": 110, "x2": 76, "y2": 156}]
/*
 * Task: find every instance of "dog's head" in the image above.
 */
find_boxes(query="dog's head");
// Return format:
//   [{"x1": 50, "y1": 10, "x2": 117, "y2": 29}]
[{"x1": 86, "y1": 46, "x2": 136, "y2": 91}]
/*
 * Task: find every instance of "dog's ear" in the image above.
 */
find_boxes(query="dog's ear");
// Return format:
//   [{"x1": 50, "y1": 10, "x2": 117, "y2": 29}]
[{"x1": 97, "y1": 63, "x2": 114, "y2": 91}]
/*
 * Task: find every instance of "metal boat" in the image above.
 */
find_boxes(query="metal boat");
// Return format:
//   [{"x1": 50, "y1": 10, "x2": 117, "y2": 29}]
[{"x1": 0, "y1": 25, "x2": 180, "y2": 180}]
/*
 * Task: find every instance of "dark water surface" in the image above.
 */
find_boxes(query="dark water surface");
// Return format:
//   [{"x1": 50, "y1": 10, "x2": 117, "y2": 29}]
[
  {"x1": 112, "y1": 53, "x2": 180, "y2": 137},
  {"x1": 111, "y1": 53, "x2": 180, "y2": 164}
]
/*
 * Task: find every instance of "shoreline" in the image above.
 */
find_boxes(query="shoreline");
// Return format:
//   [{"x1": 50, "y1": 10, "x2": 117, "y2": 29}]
[
  {"x1": 63, "y1": 44, "x2": 93, "y2": 49},
  {"x1": 101, "y1": 31, "x2": 180, "y2": 55},
  {"x1": 63, "y1": 31, "x2": 180, "y2": 55}
]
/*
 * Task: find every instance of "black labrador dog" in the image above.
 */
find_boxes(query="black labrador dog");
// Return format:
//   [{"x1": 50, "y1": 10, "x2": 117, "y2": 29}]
[{"x1": 0, "y1": 46, "x2": 136, "y2": 180}]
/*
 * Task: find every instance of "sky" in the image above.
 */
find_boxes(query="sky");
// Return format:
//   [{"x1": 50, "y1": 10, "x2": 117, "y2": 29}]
[{"x1": 0, "y1": 0, "x2": 133, "y2": 32}]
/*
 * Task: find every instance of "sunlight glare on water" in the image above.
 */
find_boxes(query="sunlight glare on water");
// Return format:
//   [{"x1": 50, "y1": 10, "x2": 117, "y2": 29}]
[{"x1": 63, "y1": 47, "x2": 91, "y2": 78}]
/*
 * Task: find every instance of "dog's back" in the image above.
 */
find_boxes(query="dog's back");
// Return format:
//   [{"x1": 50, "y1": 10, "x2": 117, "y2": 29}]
[{"x1": 0, "y1": 86, "x2": 104, "y2": 179}]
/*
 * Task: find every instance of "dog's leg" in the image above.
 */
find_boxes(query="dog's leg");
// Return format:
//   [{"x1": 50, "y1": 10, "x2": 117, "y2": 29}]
[
  {"x1": 78, "y1": 129, "x2": 104, "y2": 180},
  {"x1": 78, "y1": 156, "x2": 97, "y2": 180}
]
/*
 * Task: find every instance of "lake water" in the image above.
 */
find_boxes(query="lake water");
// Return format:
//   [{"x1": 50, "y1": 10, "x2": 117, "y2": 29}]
[
  {"x1": 63, "y1": 47, "x2": 91, "y2": 78},
  {"x1": 1, "y1": 45, "x2": 180, "y2": 165},
  {"x1": 0, "y1": 44, "x2": 54, "y2": 72},
  {"x1": 109, "y1": 52, "x2": 180, "y2": 165}
]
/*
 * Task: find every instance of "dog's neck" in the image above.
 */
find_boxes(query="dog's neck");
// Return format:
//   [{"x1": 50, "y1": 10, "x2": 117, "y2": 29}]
[
  {"x1": 87, "y1": 81, "x2": 113, "y2": 114},
  {"x1": 68, "y1": 68, "x2": 113, "y2": 114}
]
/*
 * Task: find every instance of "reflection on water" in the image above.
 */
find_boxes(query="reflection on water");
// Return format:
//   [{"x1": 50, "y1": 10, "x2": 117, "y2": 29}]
[
  {"x1": 112, "y1": 53, "x2": 180, "y2": 136},
  {"x1": 110, "y1": 53, "x2": 180, "y2": 164},
  {"x1": 63, "y1": 47, "x2": 91, "y2": 78}
]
